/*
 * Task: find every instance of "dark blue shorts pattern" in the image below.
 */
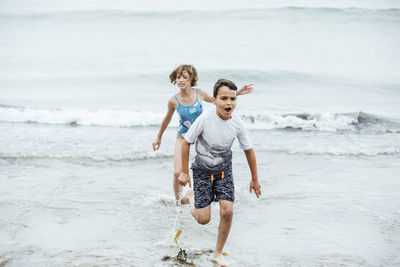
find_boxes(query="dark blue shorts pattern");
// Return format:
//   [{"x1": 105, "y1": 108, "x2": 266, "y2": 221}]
[{"x1": 192, "y1": 163, "x2": 234, "y2": 209}]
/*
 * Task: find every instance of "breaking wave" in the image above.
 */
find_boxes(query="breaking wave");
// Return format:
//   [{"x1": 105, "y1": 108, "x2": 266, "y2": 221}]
[
  {"x1": 1, "y1": 104, "x2": 399, "y2": 133},
  {"x1": 240, "y1": 111, "x2": 400, "y2": 133},
  {"x1": 0, "y1": 104, "x2": 172, "y2": 127}
]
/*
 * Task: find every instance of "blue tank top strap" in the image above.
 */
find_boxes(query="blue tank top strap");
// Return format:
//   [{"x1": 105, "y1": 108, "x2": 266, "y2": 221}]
[
  {"x1": 174, "y1": 94, "x2": 181, "y2": 105},
  {"x1": 175, "y1": 88, "x2": 203, "y2": 138}
]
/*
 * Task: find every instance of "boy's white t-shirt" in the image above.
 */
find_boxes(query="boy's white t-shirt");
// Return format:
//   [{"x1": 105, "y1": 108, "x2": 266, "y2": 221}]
[{"x1": 184, "y1": 108, "x2": 252, "y2": 172}]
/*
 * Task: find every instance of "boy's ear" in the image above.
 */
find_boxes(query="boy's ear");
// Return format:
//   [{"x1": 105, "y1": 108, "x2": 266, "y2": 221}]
[{"x1": 212, "y1": 96, "x2": 216, "y2": 105}]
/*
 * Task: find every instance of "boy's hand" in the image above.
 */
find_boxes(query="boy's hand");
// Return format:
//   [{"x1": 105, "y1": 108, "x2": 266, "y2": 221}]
[
  {"x1": 249, "y1": 180, "x2": 261, "y2": 198},
  {"x1": 152, "y1": 137, "x2": 161, "y2": 151},
  {"x1": 178, "y1": 172, "x2": 192, "y2": 187}
]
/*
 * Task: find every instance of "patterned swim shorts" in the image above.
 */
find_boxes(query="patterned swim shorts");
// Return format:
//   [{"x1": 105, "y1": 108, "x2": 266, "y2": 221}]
[{"x1": 191, "y1": 163, "x2": 234, "y2": 209}]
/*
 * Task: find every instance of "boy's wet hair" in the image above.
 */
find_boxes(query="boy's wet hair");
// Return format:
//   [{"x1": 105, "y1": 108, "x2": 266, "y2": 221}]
[
  {"x1": 213, "y1": 79, "x2": 237, "y2": 97},
  {"x1": 169, "y1": 64, "x2": 199, "y2": 87}
]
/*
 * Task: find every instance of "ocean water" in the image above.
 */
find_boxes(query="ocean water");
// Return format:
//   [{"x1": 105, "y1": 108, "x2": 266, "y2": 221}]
[{"x1": 1, "y1": 0, "x2": 400, "y2": 266}]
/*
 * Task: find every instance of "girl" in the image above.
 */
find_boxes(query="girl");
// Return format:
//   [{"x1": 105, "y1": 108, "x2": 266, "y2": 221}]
[{"x1": 152, "y1": 64, "x2": 253, "y2": 204}]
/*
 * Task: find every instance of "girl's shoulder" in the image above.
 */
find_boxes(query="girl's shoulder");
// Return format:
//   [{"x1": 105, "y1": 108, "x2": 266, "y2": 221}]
[
  {"x1": 196, "y1": 88, "x2": 207, "y2": 102},
  {"x1": 196, "y1": 87, "x2": 205, "y2": 95},
  {"x1": 168, "y1": 95, "x2": 179, "y2": 109},
  {"x1": 174, "y1": 88, "x2": 198, "y2": 102}
]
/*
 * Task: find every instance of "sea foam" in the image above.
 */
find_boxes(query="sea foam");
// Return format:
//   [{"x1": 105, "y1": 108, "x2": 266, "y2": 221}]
[{"x1": 1, "y1": 105, "x2": 398, "y2": 133}]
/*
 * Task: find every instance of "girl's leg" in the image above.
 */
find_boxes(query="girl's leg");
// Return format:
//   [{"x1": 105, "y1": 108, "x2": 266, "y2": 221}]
[{"x1": 173, "y1": 135, "x2": 184, "y2": 203}]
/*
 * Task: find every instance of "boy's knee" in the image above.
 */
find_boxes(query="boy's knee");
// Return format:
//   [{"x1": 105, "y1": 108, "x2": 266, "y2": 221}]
[
  {"x1": 220, "y1": 206, "x2": 233, "y2": 220},
  {"x1": 196, "y1": 215, "x2": 211, "y2": 225}
]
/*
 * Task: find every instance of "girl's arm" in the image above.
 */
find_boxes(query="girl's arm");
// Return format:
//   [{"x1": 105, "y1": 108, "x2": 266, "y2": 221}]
[
  {"x1": 152, "y1": 98, "x2": 176, "y2": 151},
  {"x1": 199, "y1": 84, "x2": 254, "y2": 103},
  {"x1": 237, "y1": 84, "x2": 254, "y2": 96}
]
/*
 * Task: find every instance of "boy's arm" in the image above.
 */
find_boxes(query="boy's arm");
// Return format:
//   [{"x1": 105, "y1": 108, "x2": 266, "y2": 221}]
[
  {"x1": 178, "y1": 140, "x2": 192, "y2": 187},
  {"x1": 244, "y1": 148, "x2": 261, "y2": 198}
]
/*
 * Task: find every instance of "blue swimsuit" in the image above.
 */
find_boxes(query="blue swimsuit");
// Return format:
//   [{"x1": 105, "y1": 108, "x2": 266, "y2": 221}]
[{"x1": 175, "y1": 88, "x2": 203, "y2": 137}]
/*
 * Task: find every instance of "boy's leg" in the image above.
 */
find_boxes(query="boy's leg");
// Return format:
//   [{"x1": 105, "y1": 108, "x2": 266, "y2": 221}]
[
  {"x1": 214, "y1": 199, "x2": 233, "y2": 266},
  {"x1": 173, "y1": 136, "x2": 184, "y2": 203},
  {"x1": 187, "y1": 189, "x2": 211, "y2": 225},
  {"x1": 187, "y1": 167, "x2": 214, "y2": 223}
]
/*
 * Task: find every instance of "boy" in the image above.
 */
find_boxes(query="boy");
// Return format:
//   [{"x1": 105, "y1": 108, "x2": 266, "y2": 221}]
[{"x1": 178, "y1": 79, "x2": 261, "y2": 267}]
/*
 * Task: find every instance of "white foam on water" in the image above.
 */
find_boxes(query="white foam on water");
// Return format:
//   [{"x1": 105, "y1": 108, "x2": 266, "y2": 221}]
[
  {"x1": 0, "y1": 105, "x2": 173, "y2": 127},
  {"x1": 2, "y1": 105, "x2": 399, "y2": 133}
]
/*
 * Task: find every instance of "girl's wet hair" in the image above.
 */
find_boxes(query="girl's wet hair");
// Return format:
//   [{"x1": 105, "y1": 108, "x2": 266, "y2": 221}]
[
  {"x1": 169, "y1": 64, "x2": 199, "y2": 87},
  {"x1": 213, "y1": 79, "x2": 237, "y2": 97}
]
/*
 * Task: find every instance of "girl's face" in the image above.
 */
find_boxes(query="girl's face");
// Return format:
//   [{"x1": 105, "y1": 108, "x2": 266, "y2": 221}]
[{"x1": 176, "y1": 70, "x2": 192, "y2": 89}]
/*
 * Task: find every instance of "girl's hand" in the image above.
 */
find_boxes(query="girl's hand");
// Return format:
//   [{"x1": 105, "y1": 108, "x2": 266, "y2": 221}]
[
  {"x1": 238, "y1": 84, "x2": 254, "y2": 96},
  {"x1": 152, "y1": 137, "x2": 161, "y2": 151}
]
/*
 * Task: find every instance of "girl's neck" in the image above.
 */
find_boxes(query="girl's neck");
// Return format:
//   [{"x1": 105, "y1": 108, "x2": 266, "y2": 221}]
[{"x1": 179, "y1": 86, "x2": 193, "y2": 97}]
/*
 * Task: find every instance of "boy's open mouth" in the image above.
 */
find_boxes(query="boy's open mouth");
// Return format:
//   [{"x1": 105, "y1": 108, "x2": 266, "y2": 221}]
[{"x1": 224, "y1": 107, "x2": 232, "y2": 112}]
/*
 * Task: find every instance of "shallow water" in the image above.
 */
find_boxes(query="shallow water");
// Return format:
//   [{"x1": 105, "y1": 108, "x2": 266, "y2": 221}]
[{"x1": 1, "y1": 141, "x2": 400, "y2": 266}]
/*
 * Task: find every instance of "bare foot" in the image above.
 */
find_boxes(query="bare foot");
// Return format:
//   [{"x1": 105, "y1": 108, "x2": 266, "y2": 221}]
[
  {"x1": 179, "y1": 190, "x2": 191, "y2": 205},
  {"x1": 213, "y1": 253, "x2": 229, "y2": 267},
  {"x1": 175, "y1": 193, "x2": 181, "y2": 206}
]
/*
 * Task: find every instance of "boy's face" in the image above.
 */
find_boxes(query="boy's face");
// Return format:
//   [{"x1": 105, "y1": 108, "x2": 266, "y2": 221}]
[
  {"x1": 212, "y1": 85, "x2": 237, "y2": 120},
  {"x1": 176, "y1": 70, "x2": 192, "y2": 89}
]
